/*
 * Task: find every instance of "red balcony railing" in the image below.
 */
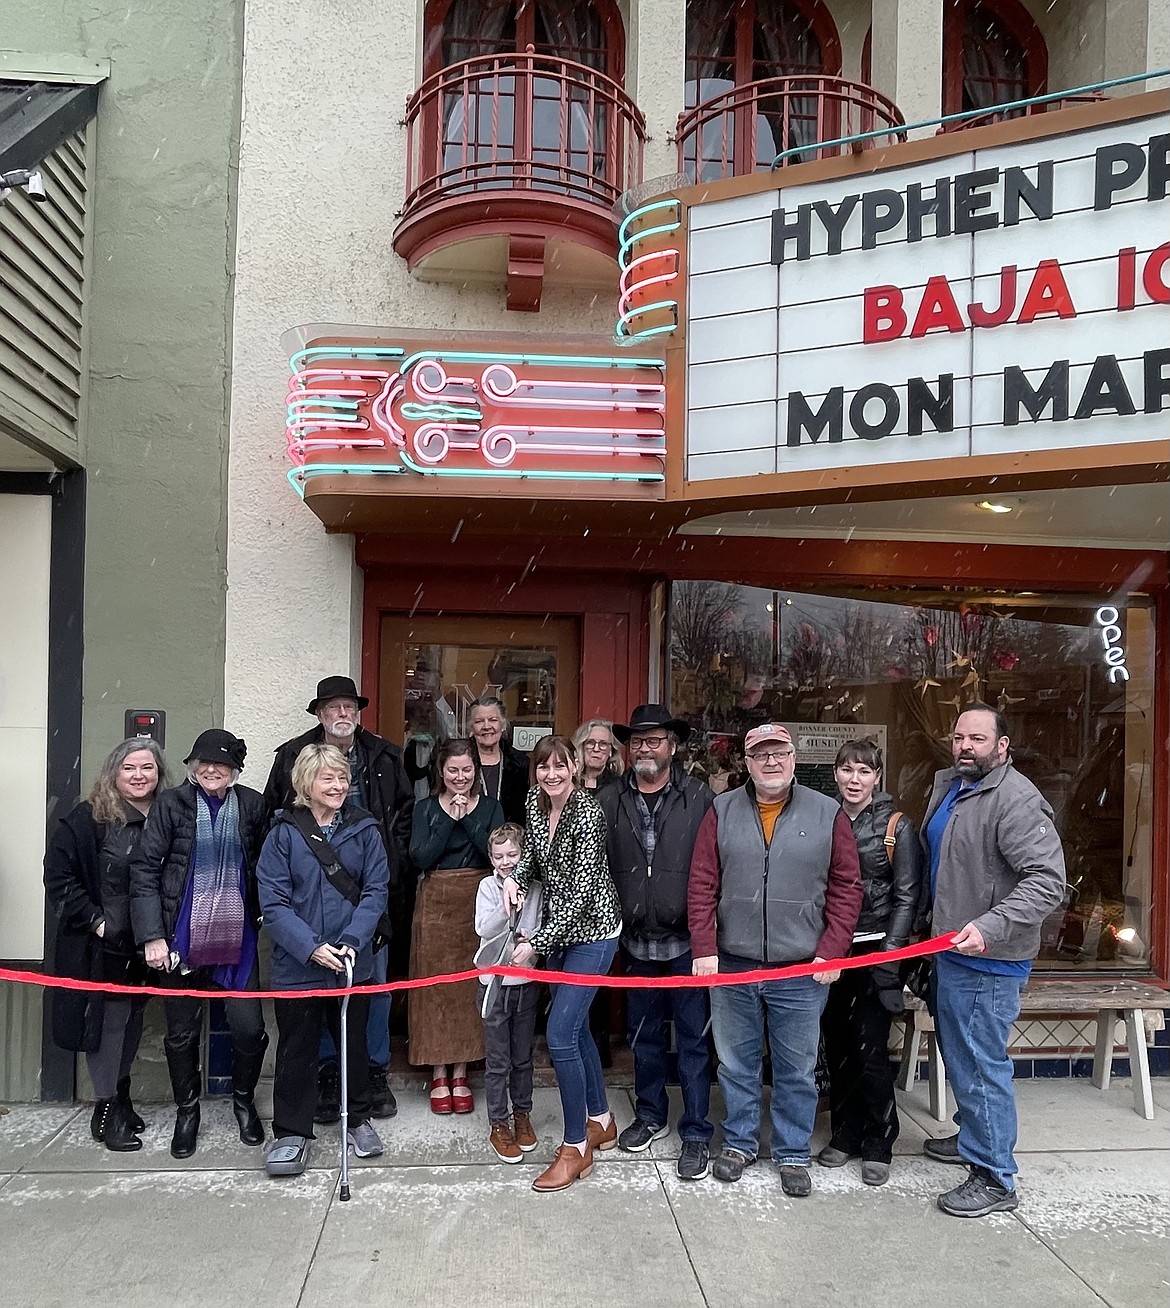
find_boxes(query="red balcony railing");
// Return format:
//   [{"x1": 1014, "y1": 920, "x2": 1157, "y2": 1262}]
[
  {"x1": 395, "y1": 50, "x2": 647, "y2": 268},
  {"x1": 677, "y1": 76, "x2": 906, "y2": 181},
  {"x1": 939, "y1": 91, "x2": 1108, "y2": 133}
]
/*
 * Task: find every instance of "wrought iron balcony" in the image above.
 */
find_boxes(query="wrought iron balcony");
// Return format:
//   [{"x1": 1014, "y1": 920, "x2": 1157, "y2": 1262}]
[
  {"x1": 394, "y1": 50, "x2": 647, "y2": 310},
  {"x1": 676, "y1": 75, "x2": 906, "y2": 181}
]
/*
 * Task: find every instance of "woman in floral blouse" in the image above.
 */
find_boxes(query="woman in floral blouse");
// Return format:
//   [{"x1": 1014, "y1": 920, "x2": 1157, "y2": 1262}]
[{"x1": 505, "y1": 735, "x2": 621, "y2": 1193}]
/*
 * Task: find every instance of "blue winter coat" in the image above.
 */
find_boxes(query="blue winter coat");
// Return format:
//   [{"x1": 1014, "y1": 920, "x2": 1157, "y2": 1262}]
[{"x1": 257, "y1": 806, "x2": 389, "y2": 989}]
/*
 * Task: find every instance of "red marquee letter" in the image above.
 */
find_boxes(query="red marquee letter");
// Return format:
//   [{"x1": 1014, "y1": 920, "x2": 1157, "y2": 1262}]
[
  {"x1": 910, "y1": 276, "x2": 965, "y2": 337},
  {"x1": 1142, "y1": 243, "x2": 1170, "y2": 303},
  {"x1": 968, "y1": 265, "x2": 1019, "y2": 328},
  {"x1": 1018, "y1": 259, "x2": 1077, "y2": 324},
  {"x1": 863, "y1": 285, "x2": 907, "y2": 342}
]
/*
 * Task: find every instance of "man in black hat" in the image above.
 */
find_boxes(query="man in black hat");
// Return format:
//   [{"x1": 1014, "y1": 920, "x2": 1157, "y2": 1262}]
[
  {"x1": 263, "y1": 676, "x2": 413, "y2": 1121},
  {"x1": 598, "y1": 704, "x2": 716, "y2": 1180}
]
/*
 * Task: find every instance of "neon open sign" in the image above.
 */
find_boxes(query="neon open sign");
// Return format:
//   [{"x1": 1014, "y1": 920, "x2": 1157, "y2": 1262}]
[{"x1": 1095, "y1": 606, "x2": 1130, "y2": 683}]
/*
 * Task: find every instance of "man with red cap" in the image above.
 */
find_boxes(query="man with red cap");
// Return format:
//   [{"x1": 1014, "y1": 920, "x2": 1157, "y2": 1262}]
[{"x1": 689, "y1": 723, "x2": 862, "y2": 1197}]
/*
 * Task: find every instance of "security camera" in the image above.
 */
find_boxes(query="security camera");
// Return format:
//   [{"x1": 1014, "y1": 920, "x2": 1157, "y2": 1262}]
[{"x1": 0, "y1": 168, "x2": 48, "y2": 203}]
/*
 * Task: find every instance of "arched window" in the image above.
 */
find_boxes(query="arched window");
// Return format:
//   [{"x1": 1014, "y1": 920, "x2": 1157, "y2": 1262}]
[
  {"x1": 684, "y1": 0, "x2": 842, "y2": 176},
  {"x1": 426, "y1": 0, "x2": 623, "y2": 81},
  {"x1": 943, "y1": 0, "x2": 1047, "y2": 118},
  {"x1": 418, "y1": 0, "x2": 629, "y2": 204}
]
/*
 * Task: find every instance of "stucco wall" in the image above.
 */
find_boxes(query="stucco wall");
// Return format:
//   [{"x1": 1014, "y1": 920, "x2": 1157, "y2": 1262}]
[
  {"x1": 225, "y1": 0, "x2": 617, "y2": 763},
  {"x1": 4, "y1": 3, "x2": 243, "y2": 781}
]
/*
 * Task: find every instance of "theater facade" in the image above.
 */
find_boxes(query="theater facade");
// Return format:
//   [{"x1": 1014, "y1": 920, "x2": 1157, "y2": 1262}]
[{"x1": 261, "y1": 86, "x2": 1170, "y2": 1033}]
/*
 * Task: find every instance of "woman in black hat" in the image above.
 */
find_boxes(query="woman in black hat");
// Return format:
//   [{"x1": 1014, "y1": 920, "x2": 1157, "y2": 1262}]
[{"x1": 129, "y1": 729, "x2": 270, "y2": 1158}]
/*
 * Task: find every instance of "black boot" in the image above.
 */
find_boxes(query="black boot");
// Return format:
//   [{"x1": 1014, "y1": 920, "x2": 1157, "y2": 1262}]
[
  {"x1": 165, "y1": 1036, "x2": 203, "y2": 1159},
  {"x1": 171, "y1": 1102, "x2": 200, "y2": 1159},
  {"x1": 117, "y1": 1076, "x2": 146, "y2": 1134},
  {"x1": 232, "y1": 1030, "x2": 268, "y2": 1147},
  {"x1": 104, "y1": 1098, "x2": 143, "y2": 1153},
  {"x1": 90, "y1": 1097, "x2": 115, "y2": 1143}
]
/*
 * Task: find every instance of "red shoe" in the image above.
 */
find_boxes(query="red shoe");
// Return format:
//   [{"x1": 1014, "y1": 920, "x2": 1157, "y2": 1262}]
[
  {"x1": 451, "y1": 1076, "x2": 474, "y2": 1114},
  {"x1": 430, "y1": 1076, "x2": 453, "y2": 1116}
]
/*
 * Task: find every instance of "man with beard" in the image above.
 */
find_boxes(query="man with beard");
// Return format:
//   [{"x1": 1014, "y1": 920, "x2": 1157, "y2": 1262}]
[
  {"x1": 922, "y1": 703, "x2": 1066, "y2": 1218},
  {"x1": 599, "y1": 705, "x2": 715, "y2": 1179},
  {"x1": 264, "y1": 676, "x2": 413, "y2": 1123}
]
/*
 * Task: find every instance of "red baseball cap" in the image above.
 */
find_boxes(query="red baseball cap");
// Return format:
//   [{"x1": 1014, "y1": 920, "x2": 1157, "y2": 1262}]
[{"x1": 744, "y1": 724, "x2": 793, "y2": 754}]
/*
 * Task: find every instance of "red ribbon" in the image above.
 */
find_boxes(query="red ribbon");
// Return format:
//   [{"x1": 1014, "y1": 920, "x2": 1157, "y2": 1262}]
[{"x1": 0, "y1": 933, "x2": 954, "y2": 1003}]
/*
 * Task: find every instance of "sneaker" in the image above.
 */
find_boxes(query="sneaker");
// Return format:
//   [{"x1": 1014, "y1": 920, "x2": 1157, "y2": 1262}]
[
  {"x1": 711, "y1": 1148, "x2": 754, "y2": 1183},
  {"x1": 618, "y1": 1117, "x2": 669, "y2": 1153},
  {"x1": 937, "y1": 1168, "x2": 1019, "y2": 1218},
  {"x1": 816, "y1": 1144, "x2": 859, "y2": 1168},
  {"x1": 861, "y1": 1161, "x2": 890, "y2": 1187},
  {"x1": 779, "y1": 1165, "x2": 812, "y2": 1198},
  {"x1": 677, "y1": 1140, "x2": 710, "y2": 1181},
  {"x1": 512, "y1": 1111, "x2": 538, "y2": 1152},
  {"x1": 368, "y1": 1065, "x2": 398, "y2": 1119},
  {"x1": 314, "y1": 1062, "x2": 341, "y2": 1125},
  {"x1": 924, "y1": 1133, "x2": 965, "y2": 1165},
  {"x1": 490, "y1": 1120, "x2": 522, "y2": 1163},
  {"x1": 346, "y1": 1120, "x2": 384, "y2": 1158}
]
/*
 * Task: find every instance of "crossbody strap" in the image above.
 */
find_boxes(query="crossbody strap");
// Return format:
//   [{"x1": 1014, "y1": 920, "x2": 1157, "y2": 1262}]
[
  {"x1": 883, "y1": 811, "x2": 903, "y2": 853},
  {"x1": 287, "y1": 808, "x2": 364, "y2": 909}
]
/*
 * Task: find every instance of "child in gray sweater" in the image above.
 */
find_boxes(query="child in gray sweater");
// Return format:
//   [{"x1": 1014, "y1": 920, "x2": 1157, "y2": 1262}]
[{"x1": 474, "y1": 823, "x2": 543, "y2": 1163}]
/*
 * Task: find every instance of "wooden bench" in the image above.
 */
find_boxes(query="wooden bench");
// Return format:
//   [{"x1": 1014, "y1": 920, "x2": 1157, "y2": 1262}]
[{"x1": 896, "y1": 979, "x2": 1170, "y2": 1121}]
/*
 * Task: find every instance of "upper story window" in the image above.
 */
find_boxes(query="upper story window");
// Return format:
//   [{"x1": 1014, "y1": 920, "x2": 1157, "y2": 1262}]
[
  {"x1": 683, "y1": 0, "x2": 843, "y2": 175},
  {"x1": 427, "y1": 0, "x2": 621, "y2": 79},
  {"x1": 943, "y1": 0, "x2": 1047, "y2": 117}
]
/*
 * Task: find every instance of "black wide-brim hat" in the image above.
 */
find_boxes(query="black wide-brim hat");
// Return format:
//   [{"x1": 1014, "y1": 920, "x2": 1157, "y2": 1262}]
[
  {"x1": 612, "y1": 703, "x2": 692, "y2": 744},
  {"x1": 307, "y1": 675, "x2": 369, "y2": 715},
  {"x1": 184, "y1": 729, "x2": 247, "y2": 771}
]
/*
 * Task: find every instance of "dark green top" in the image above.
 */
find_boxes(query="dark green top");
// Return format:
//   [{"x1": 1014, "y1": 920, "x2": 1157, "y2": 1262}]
[{"x1": 409, "y1": 794, "x2": 504, "y2": 873}]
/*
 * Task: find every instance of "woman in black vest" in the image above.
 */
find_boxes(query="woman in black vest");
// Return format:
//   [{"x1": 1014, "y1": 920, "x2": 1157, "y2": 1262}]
[
  {"x1": 44, "y1": 737, "x2": 169, "y2": 1151},
  {"x1": 818, "y1": 738, "x2": 923, "y2": 1186}
]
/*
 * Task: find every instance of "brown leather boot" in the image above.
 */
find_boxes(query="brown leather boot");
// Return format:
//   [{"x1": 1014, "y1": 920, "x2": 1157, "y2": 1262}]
[
  {"x1": 586, "y1": 1114, "x2": 617, "y2": 1152},
  {"x1": 532, "y1": 1142, "x2": 594, "y2": 1192},
  {"x1": 489, "y1": 1120, "x2": 522, "y2": 1163},
  {"x1": 512, "y1": 1111, "x2": 538, "y2": 1153}
]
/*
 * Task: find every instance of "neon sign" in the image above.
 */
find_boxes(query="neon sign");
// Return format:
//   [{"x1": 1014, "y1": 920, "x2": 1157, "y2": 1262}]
[
  {"x1": 1094, "y1": 606, "x2": 1130, "y2": 683},
  {"x1": 286, "y1": 345, "x2": 666, "y2": 496},
  {"x1": 616, "y1": 199, "x2": 681, "y2": 342}
]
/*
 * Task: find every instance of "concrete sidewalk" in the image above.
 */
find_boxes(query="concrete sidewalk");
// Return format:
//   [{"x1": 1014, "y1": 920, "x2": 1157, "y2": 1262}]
[{"x1": 2, "y1": 1078, "x2": 1167, "y2": 1308}]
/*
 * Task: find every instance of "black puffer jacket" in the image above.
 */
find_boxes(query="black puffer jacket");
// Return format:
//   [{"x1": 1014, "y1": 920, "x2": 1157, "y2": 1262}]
[
  {"x1": 130, "y1": 781, "x2": 267, "y2": 946},
  {"x1": 264, "y1": 725, "x2": 414, "y2": 886},
  {"x1": 845, "y1": 791, "x2": 923, "y2": 950},
  {"x1": 598, "y1": 763, "x2": 714, "y2": 945}
]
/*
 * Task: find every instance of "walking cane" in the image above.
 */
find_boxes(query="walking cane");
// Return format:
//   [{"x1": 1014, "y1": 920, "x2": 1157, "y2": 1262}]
[{"x1": 339, "y1": 952, "x2": 354, "y2": 1203}]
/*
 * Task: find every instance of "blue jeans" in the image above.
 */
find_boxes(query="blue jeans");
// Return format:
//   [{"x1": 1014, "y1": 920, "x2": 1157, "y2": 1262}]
[
  {"x1": 319, "y1": 947, "x2": 390, "y2": 1068},
  {"x1": 710, "y1": 959, "x2": 828, "y2": 1165},
  {"x1": 932, "y1": 956, "x2": 1024, "y2": 1190},
  {"x1": 546, "y1": 938, "x2": 619, "y2": 1145},
  {"x1": 623, "y1": 947, "x2": 713, "y2": 1143}
]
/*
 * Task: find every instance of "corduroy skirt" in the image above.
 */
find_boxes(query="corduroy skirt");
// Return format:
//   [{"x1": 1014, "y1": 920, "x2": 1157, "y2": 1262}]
[{"x1": 408, "y1": 865, "x2": 487, "y2": 1066}]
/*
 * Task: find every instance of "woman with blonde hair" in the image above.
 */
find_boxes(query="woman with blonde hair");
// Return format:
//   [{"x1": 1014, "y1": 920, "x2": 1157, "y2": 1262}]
[
  {"x1": 257, "y1": 742, "x2": 391, "y2": 1176},
  {"x1": 44, "y1": 737, "x2": 169, "y2": 1152},
  {"x1": 571, "y1": 720, "x2": 624, "y2": 792}
]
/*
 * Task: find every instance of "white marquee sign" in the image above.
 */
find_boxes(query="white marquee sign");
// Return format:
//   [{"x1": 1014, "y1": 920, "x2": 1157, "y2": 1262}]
[{"x1": 685, "y1": 113, "x2": 1169, "y2": 481}]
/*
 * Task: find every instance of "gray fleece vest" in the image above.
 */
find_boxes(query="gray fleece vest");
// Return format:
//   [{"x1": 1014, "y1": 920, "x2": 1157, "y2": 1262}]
[{"x1": 714, "y1": 783, "x2": 840, "y2": 963}]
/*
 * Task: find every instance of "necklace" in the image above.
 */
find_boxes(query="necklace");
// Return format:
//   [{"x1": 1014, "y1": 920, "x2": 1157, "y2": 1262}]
[{"x1": 480, "y1": 753, "x2": 503, "y2": 800}]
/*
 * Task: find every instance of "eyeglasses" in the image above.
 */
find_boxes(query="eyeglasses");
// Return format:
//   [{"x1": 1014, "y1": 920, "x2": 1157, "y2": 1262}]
[
  {"x1": 630, "y1": 735, "x2": 668, "y2": 751},
  {"x1": 583, "y1": 740, "x2": 610, "y2": 752},
  {"x1": 747, "y1": 749, "x2": 795, "y2": 763}
]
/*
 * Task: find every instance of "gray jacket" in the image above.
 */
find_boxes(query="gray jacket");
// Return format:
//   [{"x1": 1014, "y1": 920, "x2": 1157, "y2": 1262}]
[{"x1": 923, "y1": 760, "x2": 1066, "y2": 961}]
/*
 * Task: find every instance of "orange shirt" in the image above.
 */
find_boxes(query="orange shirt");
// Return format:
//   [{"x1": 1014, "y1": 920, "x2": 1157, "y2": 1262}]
[{"x1": 757, "y1": 796, "x2": 788, "y2": 844}]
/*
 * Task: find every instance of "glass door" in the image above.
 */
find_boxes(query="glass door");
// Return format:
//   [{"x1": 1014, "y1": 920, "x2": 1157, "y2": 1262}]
[{"x1": 379, "y1": 614, "x2": 580, "y2": 754}]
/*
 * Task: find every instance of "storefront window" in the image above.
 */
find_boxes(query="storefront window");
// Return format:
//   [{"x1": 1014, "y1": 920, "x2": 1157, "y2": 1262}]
[{"x1": 669, "y1": 581, "x2": 1157, "y2": 972}]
